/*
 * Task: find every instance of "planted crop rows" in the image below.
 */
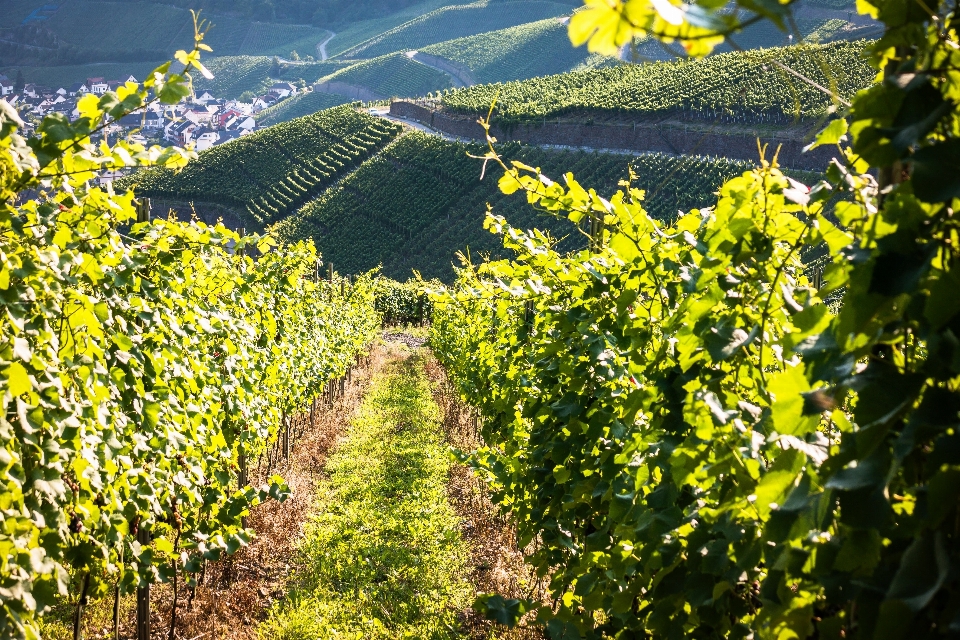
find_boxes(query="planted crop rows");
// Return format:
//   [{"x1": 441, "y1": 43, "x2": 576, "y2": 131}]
[
  {"x1": 441, "y1": 40, "x2": 873, "y2": 124},
  {"x1": 278, "y1": 131, "x2": 775, "y2": 280},
  {"x1": 126, "y1": 106, "x2": 402, "y2": 227},
  {"x1": 339, "y1": 0, "x2": 571, "y2": 58},
  {"x1": 422, "y1": 17, "x2": 593, "y2": 84}
]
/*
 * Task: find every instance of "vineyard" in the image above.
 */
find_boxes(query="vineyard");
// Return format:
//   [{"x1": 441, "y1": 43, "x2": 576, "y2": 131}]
[
  {"x1": 421, "y1": 17, "x2": 594, "y2": 84},
  {"x1": 191, "y1": 55, "x2": 275, "y2": 98},
  {"x1": 318, "y1": 53, "x2": 454, "y2": 99},
  {"x1": 441, "y1": 40, "x2": 873, "y2": 124},
  {"x1": 5, "y1": 0, "x2": 956, "y2": 637},
  {"x1": 0, "y1": 57, "x2": 386, "y2": 640},
  {"x1": 256, "y1": 90, "x2": 352, "y2": 126},
  {"x1": 277, "y1": 131, "x2": 787, "y2": 280},
  {"x1": 337, "y1": 0, "x2": 573, "y2": 59},
  {"x1": 125, "y1": 106, "x2": 402, "y2": 227},
  {"x1": 235, "y1": 22, "x2": 330, "y2": 57}
]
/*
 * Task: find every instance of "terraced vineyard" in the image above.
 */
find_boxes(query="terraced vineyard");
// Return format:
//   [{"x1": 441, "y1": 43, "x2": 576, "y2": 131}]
[
  {"x1": 257, "y1": 91, "x2": 353, "y2": 126},
  {"x1": 125, "y1": 106, "x2": 402, "y2": 227},
  {"x1": 421, "y1": 17, "x2": 593, "y2": 84},
  {"x1": 277, "y1": 132, "x2": 777, "y2": 280},
  {"x1": 441, "y1": 40, "x2": 873, "y2": 123},
  {"x1": 193, "y1": 56, "x2": 276, "y2": 98},
  {"x1": 319, "y1": 53, "x2": 454, "y2": 98},
  {"x1": 338, "y1": 0, "x2": 573, "y2": 58},
  {"x1": 236, "y1": 22, "x2": 330, "y2": 57}
]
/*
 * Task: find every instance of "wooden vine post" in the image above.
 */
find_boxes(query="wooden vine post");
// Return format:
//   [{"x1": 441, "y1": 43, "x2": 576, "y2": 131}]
[
  {"x1": 131, "y1": 197, "x2": 153, "y2": 640},
  {"x1": 137, "y1": 523, "x2": 150, "y2": 640}
]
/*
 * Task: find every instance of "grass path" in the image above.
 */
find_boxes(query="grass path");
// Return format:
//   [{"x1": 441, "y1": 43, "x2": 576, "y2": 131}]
[{"x1": 259, "y1": 347, "x2": 473, "y2": 640}]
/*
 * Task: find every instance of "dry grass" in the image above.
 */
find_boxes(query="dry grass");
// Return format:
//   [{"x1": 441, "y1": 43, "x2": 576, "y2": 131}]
[{"x1": 423, "y1": 353, "x2": 548, "y2": 640}]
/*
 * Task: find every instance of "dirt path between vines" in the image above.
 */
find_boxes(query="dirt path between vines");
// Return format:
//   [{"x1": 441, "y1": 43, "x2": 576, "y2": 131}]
[{"x1": 66, "y1": 337, "x2": 538, "y2": 640}]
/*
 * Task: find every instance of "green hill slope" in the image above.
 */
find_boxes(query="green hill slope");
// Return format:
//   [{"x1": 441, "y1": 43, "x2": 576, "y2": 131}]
[
  {"x1": 440, "y1": 40, "x2": 872, "y2": 123},
  {"x1": 318, "y1": 53, "x2": 454, "y2": 99},
  {"x1": 277, "y1": 131, "x2": 768, "y2": 280},
  {"x1": 421, "y1": 17, "x2": 594, "y2": 84},
  {"x1": 256, "y1": 91, "x2": 353, "y2": 126},
  {"x1": 2, "y1": 1, "x2": 331, "y2": 64},
  {"x1": 338, "y1": 0, "x2": 573, "y2": 58},
  {"x1": 125, "y1": 106, "x2": 402, "y2": 227}
]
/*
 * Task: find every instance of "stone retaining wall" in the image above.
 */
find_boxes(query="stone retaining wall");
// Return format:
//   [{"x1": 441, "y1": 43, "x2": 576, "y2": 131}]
[{"x1": 390, "y1": 101, "x2": 838, "y2": 171}]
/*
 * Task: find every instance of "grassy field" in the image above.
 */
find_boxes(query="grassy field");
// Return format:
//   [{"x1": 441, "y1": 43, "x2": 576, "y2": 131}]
[
  {"x1": 258, "y1": 351, "x2": 472, "y2": 639},
  {"x1": 0, "y1": 61, "x2": 163, "y2": 88},
  {"x1": 338, "y1": 0, "x2": 573, "y2": 58}
]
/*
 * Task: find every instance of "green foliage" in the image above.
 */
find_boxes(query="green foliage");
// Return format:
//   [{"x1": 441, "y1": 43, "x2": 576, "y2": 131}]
[
  {"x1": 319, "y1": 52, "x2": 453, "y2": 99},
  {"x1": 279, "y1": 131, "x2": 786, "y2": 280},
  {"x1": 123, "y1": 105, "x2": 402, "y2": 228},
  {"x1": 375, "y1": 278, "x2": 436, "y2": 325},
  {"x1": 339, "y1": 0, "x2": 573, "y2": 58},
  {"x1": 258, "y1": 354, "x2": 471, "y2": 639},
  {"x1": 0, "y1": 44, "x2": 381, "y2": 639},
  {"x1": 256, "y1": 91, "x2": 352, "y2": 126},
  {"x1": 431, "y1": 0, "x2": 960, "y2": 635},
  {"x1": 421, "y1": 17, "x2": 595, "y2": 84},
  {"x1": 441, "y1": 40, "x2": 873, "y2": 124}
]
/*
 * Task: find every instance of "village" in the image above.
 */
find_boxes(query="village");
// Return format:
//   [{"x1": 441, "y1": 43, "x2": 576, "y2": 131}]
[{"x1": 0, "y1": 71, "x2": 301, "y2": 152}]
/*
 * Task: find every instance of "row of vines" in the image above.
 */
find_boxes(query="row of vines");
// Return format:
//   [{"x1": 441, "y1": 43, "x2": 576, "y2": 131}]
[
  {"x1": 124, "y1": 105, "x2": 402, "y2": 228},
  {"x1": 429, "y1": 0, "x2": 960, "y2": 632},
  {"x1": 0, "y1": 47, "x2": 383, "y2": 639},
  {"x1": 440, "y1": 40, "x2": 874, "y2": 124}
]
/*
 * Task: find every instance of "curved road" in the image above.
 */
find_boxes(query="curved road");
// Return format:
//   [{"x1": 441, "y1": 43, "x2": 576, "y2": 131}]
[{"x1": 318, "y1": 31, "x2": 336, "y2": 61}]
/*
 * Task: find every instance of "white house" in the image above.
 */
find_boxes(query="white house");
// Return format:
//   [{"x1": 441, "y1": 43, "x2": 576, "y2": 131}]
[
  {"x1": 67, "y1": 82, "x2": 88, "y2": 96},
  {"x1": 268, "y1": 82, "x2": 297, "y2": 99},
  {"x1": 193, "y1": 128, "x2": 220, "y2": 151},
  {"x1": 195, "y1": 90, "x2": 215, "y2": 103},
  {"x1": 87, "y1": 78, "x2": 108, "y2": 95},
  {"x1": 0, "y1": 76, "x2": 12, "y2": 96},
  {"x1": 235, "y1": 116, "x2": 256, "y2": 132}
]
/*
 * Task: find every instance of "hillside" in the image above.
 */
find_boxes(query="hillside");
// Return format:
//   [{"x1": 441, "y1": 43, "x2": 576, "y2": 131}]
[
  {"x1": 256, "y1": 91, "x2": 353, "y2": 126},
  {"x1": 314, "y1": 53, "x2": 454, "y2": 100},
  {"x1": 420, "y1": 17, "x2": 592, "y2": 84},
  {"x1": 336, "y1": 0, "x2": 573, "y2": 59},
  {"x1": 0, "y1": 1, "x2": 332, "y2": 65},
  {"x1": 277, "y1": 131, "x2": 772, "y2": 280},
  {"x1": 125, "y1": 106, "x2": 402, "y2": 227},
  {"x1": 439, "y1": 40, "x2": 872, "y2": 123}
]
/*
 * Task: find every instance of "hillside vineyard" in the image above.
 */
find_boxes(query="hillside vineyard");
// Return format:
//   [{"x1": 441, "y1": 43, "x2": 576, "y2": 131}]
[
  {"x1": 124, "y1": 106, "x2": 402, "y2": 225},
  {"x1": 441, "y1": 40, "x2": 872, "y2": 122},
  {"x1": 278, "y1": 133, "x2": 818, "y2": 279}
]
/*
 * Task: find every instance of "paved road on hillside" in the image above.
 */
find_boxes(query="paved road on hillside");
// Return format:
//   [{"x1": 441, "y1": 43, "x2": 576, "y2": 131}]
[{"x1": 318, "y1": 31, "x2": 336, "y2": 61}]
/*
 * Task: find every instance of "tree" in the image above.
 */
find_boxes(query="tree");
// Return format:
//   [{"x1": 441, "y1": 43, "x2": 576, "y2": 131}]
[
  {"x1": 13, "y1": 69, "x2": 23, "y2": 93},
  {"x1": 239, "y1": 90, "x2": 256, "y2": 102},
  {"x1": 289, "y1": 49, "x2": 300, "y2": 61},
  {"x1": 270, "y1": 55, "x2": 282, "y2": 77}
]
